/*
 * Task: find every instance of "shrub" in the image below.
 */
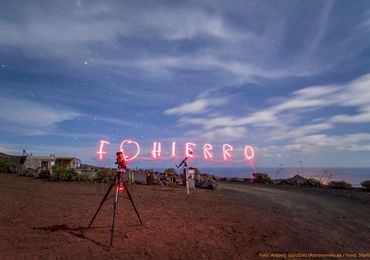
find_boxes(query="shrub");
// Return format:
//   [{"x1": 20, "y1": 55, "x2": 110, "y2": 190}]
[
  {"x1": 302, "y1": 178, "x2": 323, "y2": 187},
  {"x1": 328, "y1": 181, "x2": 352, "y2": 189},
  {"x1": 38, "y1": 169, "x2": 51, "y2": 179},
  {"x1": 71, "y1": 172, "x2": 90, "y2": 182},
  {"x1": 91, "y1": 168, "x2": 115, "y2": 183},
  {"x1": 0, "y1": 159, "x2": 11, "y2": 173},
  {"x1": 360, "y1": 180, "x2": 370, "y2": 191},
  {"x1": 252, "y1": 172, "x2": 273, "y2": 184},
  {"x1": 164, "y1": 168, "x2": 177, "y2": 175},
  {"x1": 230, "y1": 178, "x2": 245, "y2": 183},
  {"x1": 50, "y1": 167, "x2": 88, "y2": 182}
]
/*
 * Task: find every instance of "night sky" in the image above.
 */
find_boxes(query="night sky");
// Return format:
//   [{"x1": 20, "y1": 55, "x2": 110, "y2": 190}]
[{"x1": 1, "y1": 0, "x2": 370, "y2": 169}]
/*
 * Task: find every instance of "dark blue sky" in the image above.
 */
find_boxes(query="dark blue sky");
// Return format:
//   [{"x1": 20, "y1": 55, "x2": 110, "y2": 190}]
[{"x1": 1, "y1": 0, "x2": 370, "y2": 168}]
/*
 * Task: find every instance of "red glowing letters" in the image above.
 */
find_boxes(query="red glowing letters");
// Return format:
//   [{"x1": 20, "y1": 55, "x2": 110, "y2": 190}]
[
  {"x1": 151, "y1": 142, "x2": 161, "y2": 159},
  {"x1": 171, "y1": 142, "x2": 176, "y2": 157},
  {"x1": 97, "y1": 140, "x2": 255, "y2": 163},
  {"x1": 244, "y1": 145, "x2": 254, "y2": 160},
  {"x1": 97, "y1": 140, "x2": 110, "y2": 159},
  {"x1": 185, "y1": 142, "x2": 196, "y2": 158},
  {"x1": 222, "y1": 144, "x2": 233, "y2": 160},
  {"x1": 203, "y1": 143, "x2": 213, "y2": 160},
  {"x1": 119, "y1": 140, "x2": 140, "y2": 161}
]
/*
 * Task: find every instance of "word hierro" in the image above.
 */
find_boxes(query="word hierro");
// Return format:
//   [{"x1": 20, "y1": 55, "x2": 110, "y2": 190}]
[{"x1": 96, "y1": 140, "x2": 255, "y2": 163}]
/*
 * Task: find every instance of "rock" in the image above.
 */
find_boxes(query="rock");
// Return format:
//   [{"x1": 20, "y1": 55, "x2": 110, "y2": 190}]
[
  {"x1": 230, "y1": 178, "x2": 245, "y2": 183},
  {"x1": 273, "y1": 175, "x2": 323, "y2": 187},
  {"x1": 195, "y1": 176, "x2": 218, "y2": 190},
  {"x1": 21, "y1": 168, "x2": 38, "y2": 177},
  {"x1": 287, "y1": 175, "x2": 307, "y2": 185}
]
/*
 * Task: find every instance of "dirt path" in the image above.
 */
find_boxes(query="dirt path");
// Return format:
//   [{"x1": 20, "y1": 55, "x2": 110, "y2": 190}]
[
  {"x1": 0, "y1": 174, "x2": 369, "y2": 259},
  {"x1": 220, "y1": 183, "x2": 370, "y2": 252}
]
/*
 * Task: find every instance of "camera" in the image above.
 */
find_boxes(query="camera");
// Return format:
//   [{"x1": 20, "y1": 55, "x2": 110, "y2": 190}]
[{"x1": 115, "y1": 151, "x2": 127, "y2": 169}]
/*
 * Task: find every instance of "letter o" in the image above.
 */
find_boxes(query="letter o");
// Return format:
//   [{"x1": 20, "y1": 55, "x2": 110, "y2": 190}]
[
  {"x1": 120, "y1": 140, "x2": 140, "y2": 161},
  {"x1": 244, "y1": 145, "x2": 255, "y2": 161}
]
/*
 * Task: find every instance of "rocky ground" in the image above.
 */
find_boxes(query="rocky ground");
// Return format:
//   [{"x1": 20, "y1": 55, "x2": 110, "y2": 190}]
[{"x1": 0, "y1": 173, "x2": 369, "y2": 259}]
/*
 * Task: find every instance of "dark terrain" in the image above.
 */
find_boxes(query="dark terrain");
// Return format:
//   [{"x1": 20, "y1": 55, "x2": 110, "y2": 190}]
[{"x1": 0, "y1": 174, "x2": 369, "y2": 259}]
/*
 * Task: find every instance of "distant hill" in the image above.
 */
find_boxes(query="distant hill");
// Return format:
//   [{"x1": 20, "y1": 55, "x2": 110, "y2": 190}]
[{"x1": 0, "y1": 153, "x2": 23, "y2": 166}]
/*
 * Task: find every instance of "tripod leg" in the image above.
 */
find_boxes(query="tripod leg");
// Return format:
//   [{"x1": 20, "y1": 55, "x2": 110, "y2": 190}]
[
  {"x1": 123, "y1": 182, "x2": 143, "y2": 225},
  {"x1": 88, "y1": 182, "x2": 114, "y2": 228},
  {"x1": 110, "y1": 185, "x2": 119, "y2": 247}
]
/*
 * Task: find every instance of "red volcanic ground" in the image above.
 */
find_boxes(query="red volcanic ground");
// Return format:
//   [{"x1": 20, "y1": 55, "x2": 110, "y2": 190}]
[{"x1": 0, "y1": 174, "x2": 369, "y2": 259}]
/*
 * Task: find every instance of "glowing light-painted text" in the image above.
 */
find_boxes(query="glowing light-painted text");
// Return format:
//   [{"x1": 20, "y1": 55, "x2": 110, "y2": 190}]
[
  {"x1": 151, "y1": 142, "x2": 162, "y2": 159},
  {"x1": 97, "y1": 140, "x2": 110, "y2": 160},
  {"x1": 97, "y1": 140, "x2": 255, "y2": 167},
  {"x1": 222, "y1": 144, "x2": 233, "y2": 160},
  {"x1": 119, "y1": 140, "x2": 140, "y2": 161},
  {"x1": 203, "y1": 143, "x2": 213, "y2": 160},
  {"x1": 185, "y1": 142, "x2": 196, "y2": 158}
]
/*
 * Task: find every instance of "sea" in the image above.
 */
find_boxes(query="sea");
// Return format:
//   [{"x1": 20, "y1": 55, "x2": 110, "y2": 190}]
[{"x1": 153, "y1": 167, "x2": 370, "y2": 187}]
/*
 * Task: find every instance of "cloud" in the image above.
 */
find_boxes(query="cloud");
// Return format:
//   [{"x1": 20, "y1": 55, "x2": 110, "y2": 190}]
[
  {"x1": 308, "y1": 0, "x2": 335, "y2": 52},
  {"x1": 179, "y1": 110, "x2": 280, "y2": 130},
  {"x1": 201, "y1": 126, "x2": 247, "y2": 141},
  {"x1": 92, "y1": 116, "x2": 139, "y2": 127},
  {"x1": 0, "y1": 4, "x2": 250, "y2": 60},
  {"x1": 0, "y1": 97, "x2": 80, "y2": 135},
  {"x1": 142, "y1": 8, "x2": 252, "y2": 43},
  {"x1": 0, "y1": 1, "x2": 342, "y2": 86},
  {"x1": 293, "y1": 133, "x2": 370, "y2": 151},
  {"x1": 1, "y1": 1, "x2": 370, "y2": 167},
  {"x1": 167, "y1": 73, "x2": 370, "y2": 143},
  {"x1": 132, "y1": 52, "x2": 327, "y2": 84},
  {"x1": 330, "y1": 111, "x2": 370, "y2": 123},
  {"x1": 164, "y1": 98, "x2": 227, "y2": 115},
  {"x1": 269, "y1": 123, "x2": 333, "y2": 141},
  {"x1": 257, "y1": 132, "x2": 370, "y2": 163}
]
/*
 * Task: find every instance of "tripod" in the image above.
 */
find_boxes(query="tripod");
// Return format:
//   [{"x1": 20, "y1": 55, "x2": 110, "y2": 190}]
[
  {"x1": 176, "y1": 156, "x2": 194, "y2": 195},
  {"x1": 87, "y1": 153, "x2": 143, "y2": 246}
]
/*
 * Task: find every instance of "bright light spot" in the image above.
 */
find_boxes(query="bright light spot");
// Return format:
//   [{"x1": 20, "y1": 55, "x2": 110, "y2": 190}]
[{"x1": 185, "y1": 142, "x2": 196, "y2": 158}]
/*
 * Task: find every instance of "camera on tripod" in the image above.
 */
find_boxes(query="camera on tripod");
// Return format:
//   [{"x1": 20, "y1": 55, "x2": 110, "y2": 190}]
[
  {"x1": 115, "y1": 151, "x2": 127, "y2": 169},
  {"x1": 88, "y1": 150, "x2": 142, "y2": 246}
]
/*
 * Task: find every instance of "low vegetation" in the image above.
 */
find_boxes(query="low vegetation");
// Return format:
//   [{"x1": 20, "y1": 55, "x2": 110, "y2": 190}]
[
  {"x1": 164, "y1": 167, "x2": 177, "y2": 175},
  {"x1": 3, "y1": 161, "x2": 370, "y2": 193},
  {"x1": 91, "y1": 168, "x2": 115, "y2": 183},
  {"x1": 302, "y1": 178, "x2": 323, "y2": 187},
  {"x1": 0, "y1": 159, "x2": 11, "y2": 173},
  {"x1": 50, "y1": 167, "x2": 89, "y2": 182},
  {"x1": 252, "y1": 172, "x2": 273, "y2": 184},
  {"x1": 328, "y1": 180, "x2": 352, "y2": 189},
  {"x1": 360, "y1": 180, "x2": 370, "y2": 191}
]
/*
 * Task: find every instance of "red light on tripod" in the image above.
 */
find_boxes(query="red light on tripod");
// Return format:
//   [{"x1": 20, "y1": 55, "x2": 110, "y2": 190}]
[{"x1": 118, "y1": 186, "x2": 125, "y2": 192}]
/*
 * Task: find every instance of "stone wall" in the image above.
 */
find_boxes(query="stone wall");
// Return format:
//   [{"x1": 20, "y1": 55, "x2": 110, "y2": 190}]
[{"x1": 23, "y1": 157, "x2": 53, "y2": 170}]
